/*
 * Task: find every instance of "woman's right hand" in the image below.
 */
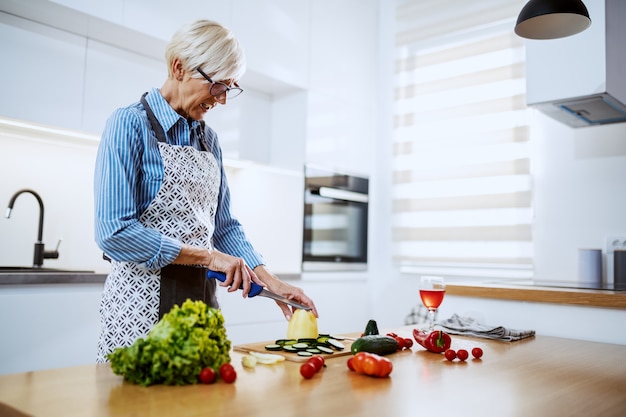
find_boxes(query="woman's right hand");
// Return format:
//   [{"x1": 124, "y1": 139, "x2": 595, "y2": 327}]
[
  {"x1": 173, "y1": 244, "x2": 263, "y2": 297},
  {"x1": 206, "y1": 250, "x2": 264, "y2": 297}
]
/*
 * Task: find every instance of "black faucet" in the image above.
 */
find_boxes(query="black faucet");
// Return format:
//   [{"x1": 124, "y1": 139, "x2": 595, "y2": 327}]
[{"x1": 5, "y1": 189, "x2": 60, "y2": 268}]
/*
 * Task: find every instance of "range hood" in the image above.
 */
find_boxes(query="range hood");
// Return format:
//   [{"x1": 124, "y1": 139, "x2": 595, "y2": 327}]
[{"x1": 524, "y1": 0, "x2": 626, "y2": 127}]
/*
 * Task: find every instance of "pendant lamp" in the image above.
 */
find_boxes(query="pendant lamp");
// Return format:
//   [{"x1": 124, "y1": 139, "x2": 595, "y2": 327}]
[{"x1": 515, "y1": 0, "x2": 591, "y2": 40}]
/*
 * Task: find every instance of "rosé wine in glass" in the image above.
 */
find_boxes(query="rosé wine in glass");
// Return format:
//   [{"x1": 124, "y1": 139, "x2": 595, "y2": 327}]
[{"x1": 419, "y1": 276, "x2": 446, "y2": 332}]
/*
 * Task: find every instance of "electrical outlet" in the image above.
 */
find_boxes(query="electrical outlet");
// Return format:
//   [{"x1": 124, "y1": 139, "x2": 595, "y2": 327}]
[{"x1": 605, "y1": 236, "x2": 626, "y2": 255}]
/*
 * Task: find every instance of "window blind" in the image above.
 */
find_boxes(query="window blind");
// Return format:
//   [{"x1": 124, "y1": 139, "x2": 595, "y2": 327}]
[{"x1": 392, "y1": 1, "x2": 532, "y2": 278}]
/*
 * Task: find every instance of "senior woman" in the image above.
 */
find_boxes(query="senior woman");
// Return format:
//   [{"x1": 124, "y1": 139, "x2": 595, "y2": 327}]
[{"x1": 94, "y1": 19, "x2": 317, "y2": 362}]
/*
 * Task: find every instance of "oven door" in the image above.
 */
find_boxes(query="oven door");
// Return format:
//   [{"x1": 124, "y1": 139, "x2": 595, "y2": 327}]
[{"x1": 302, "y1": 186, "x2": 368, "y2": 271}]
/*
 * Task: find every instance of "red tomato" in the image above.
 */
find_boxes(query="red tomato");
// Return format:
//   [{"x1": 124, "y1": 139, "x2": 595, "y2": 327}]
[
  {"x1": 472, "y1": 347, "x2": 484, "y2": 359},
  {"x1": 219, "y1": 363, "x2": 237, "y2": 383},
  {"x1": 347, "y1": 357, "x2": 356, "y2": 372},
  {"x1": 403, "y1": 338, "x2": 413, "y2": 349},
  {"x1": 360, "y1": 355, "x2": 380, "y2": 376},
  {"x1": 456, "y1": 349, "x2": 469, "y2": 361},
  {"x1": 352, "y1": 352, "x2": 392, "y2": 378},
  {"x1": 300, "y1": 362, "x2": 317, "y2": 379},
  {"x1": 307, "y1": 356, "x2": 325, "y2": 372},
  {"x1": 199, "y1": 367, "x2": 216, "y2": 384},
  {"x1": 444, "y1": 349, "x2": 457, "y2": 361}
]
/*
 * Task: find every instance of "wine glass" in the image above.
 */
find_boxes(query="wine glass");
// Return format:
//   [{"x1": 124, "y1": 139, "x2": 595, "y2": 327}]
[{"x1": 419, "y1": 276, "x2": 446, "y2": 332}]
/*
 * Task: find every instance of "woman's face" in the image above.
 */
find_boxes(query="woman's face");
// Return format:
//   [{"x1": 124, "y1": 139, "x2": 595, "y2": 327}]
[{"x1": 176, "y1": 71, "x2": 233, "y2": 121}]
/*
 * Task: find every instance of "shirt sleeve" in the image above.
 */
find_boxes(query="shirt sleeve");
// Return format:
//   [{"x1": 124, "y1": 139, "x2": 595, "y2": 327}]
[
  {"x1": 204, "y1": 127, "x2": 265, "y2": 268},
  {"x1": 94, "y1": 107, "x2": 181, "y2": 270}
]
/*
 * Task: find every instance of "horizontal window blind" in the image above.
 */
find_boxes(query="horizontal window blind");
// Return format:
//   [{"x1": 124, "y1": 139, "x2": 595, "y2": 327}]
[{"x1": 392, "y1": 2, "x2": 532, "y2": 278}]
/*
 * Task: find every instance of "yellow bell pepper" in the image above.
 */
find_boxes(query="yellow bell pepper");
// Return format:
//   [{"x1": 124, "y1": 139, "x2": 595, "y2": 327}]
[{"x1": 286, "y1": 309, "x2": 318, "y2": 340}]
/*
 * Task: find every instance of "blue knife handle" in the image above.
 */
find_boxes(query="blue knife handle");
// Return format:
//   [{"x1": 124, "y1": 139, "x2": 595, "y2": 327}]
[{"x1": 206, "y1": 270, "x2": 264, "y2": 297}]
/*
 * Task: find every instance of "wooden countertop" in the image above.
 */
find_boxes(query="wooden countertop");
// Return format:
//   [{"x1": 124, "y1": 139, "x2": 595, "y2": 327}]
[
  {"x1": 446, "y1": 281, "x2": 626, "y2": 309},
  {"x1": 1, "y1": 327, "x2": 625, "y2": 417}
]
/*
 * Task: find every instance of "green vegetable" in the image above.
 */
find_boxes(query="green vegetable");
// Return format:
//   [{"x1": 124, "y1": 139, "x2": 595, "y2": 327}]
[
  {"x1": 107, "y1": 299, "x2": 232, "y2": 386},
  {"x1": 364, "y1": 319, "x2": 379, "y2": 336},
  {"x1": 351, "y1": 335, "x2": 399, "y2": 356}
]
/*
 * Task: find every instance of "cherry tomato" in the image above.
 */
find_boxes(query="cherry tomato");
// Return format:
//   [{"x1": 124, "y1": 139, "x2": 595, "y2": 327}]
[
  {"x1": 347, "y1": 357, "x2": 356, "y2": 372},
  {"x1": 351, "y1": 352, "x2": 393, "y2": 378},
  {"x1": 199, "y1": 367, "x2": 216, "y2": 384},
  {"x1": 456, "y1": 349, "x2": 469, "y2": 361},
  {"x1": 472, "y1": 347, "x2": 484, "y2": 359},
  {"x1": 300, "y1": 362, "x2": 317, "y2": 379},
  {"x1": 444, "y1": 349, "x2": 457, "y2": 361},
  {"x1": 219, "y1": 363, "x2": 237, "y2": 383},
  {"x1": 307, "y1": 356, "x2": 325, "y2": 372}
]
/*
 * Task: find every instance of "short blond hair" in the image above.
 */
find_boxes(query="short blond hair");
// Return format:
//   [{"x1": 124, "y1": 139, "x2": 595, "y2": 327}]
[{"x1": 165, "y1": 19, "x2": 246, "y2": 82}]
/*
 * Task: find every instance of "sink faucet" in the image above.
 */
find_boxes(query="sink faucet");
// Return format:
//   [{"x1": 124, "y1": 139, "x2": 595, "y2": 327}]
[{"x1": 5, "y1": 189, "x2": 60, "y2": 268}]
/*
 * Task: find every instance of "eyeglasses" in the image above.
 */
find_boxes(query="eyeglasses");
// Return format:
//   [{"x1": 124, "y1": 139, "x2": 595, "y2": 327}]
[{"x1": 196, "y1": 67, "x2": 243, "y2": 99}]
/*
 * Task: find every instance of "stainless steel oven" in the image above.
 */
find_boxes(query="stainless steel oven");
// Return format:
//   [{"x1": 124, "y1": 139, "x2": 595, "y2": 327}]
[{"x1": 302, "y1": 165, "x2": 369, "y2": 271}]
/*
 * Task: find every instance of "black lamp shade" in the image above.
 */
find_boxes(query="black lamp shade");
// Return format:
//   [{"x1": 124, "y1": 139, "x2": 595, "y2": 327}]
[{"x1": 515, "y1": 0, "x2": 591, "y2": 40}]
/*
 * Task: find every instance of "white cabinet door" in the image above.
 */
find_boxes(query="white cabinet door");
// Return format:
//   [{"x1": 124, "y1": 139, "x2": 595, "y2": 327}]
[
  {"x1": 0, "y1": 12, "x2": 85, "y2": 131},
  {"x1": 82, "y1": 40, "x2": 164, "y2": 134},
  {"x1": 231, "y1": 0, "x2": 311, "y2": 90}
]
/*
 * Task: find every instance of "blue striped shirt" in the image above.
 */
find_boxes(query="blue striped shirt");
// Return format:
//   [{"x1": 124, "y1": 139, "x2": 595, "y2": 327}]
[{"x1": 94, "y1": 88, "x2": 264, "y2": 270}]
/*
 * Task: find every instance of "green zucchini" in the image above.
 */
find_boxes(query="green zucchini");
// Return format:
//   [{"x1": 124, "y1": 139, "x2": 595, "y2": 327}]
[
  {"x1": 350, "y1": 335, "x2": 399, "y2": 356},
  {"x1": 364, "y1": 319, "x2": 380, "y2": 336}
]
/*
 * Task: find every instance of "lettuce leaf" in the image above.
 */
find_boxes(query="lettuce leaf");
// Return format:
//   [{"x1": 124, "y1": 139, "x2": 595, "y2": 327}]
[{"x1": 107, "y1": 299, "x2": 232, "y2": 386}]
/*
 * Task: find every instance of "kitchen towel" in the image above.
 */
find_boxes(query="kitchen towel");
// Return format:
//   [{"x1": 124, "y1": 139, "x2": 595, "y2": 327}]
[{"x1": 436, "y1": 314, "x2": 535, "y2": 341}]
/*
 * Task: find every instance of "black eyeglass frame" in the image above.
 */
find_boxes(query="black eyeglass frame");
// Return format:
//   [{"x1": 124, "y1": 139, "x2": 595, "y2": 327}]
[{"x1": 196, "y1": 67, "x2": 243, "y2": 99}]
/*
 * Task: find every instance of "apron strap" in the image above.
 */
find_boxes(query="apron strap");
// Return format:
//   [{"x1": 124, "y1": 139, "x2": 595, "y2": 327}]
[{"x1": 140, "y1": 92, "x2": 168, "y2": 143}]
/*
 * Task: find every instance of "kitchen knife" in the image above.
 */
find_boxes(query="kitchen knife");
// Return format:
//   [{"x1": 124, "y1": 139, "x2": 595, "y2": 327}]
[{"x1": 206, "y1": 270, "x2": 312, "y2": 311}]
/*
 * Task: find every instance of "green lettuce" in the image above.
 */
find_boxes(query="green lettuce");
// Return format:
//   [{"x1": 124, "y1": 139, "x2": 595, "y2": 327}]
[{"x1": 107, "y1": 299, "x2": 232, "y2": 386}]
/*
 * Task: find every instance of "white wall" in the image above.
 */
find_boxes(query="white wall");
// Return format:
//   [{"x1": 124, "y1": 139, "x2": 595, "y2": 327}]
[{"x1": 532, "y1": 112, "x2": 626, "y2": 283}]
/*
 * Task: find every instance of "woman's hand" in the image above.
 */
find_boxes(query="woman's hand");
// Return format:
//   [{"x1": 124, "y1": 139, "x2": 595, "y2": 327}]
[
  {"x1": 173, "y1": 245, "x2": 263, "y2": 297},
  {"x1": 254, "y1": 265, "x2": 319, "y2": 320}
]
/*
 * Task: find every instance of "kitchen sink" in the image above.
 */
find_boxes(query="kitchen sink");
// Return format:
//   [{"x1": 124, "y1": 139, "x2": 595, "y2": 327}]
[{"x1": 0, "y1": 266, "x2": 95, "y2": 274}]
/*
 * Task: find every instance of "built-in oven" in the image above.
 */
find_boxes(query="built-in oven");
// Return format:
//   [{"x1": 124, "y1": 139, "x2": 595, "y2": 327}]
[{"x1": 302, "y1": 165, "x2": 369, "y2": 271}]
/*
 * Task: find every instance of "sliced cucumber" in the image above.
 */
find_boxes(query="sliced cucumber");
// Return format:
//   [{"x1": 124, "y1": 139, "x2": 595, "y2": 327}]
[
  {"x1": 317, "y1": 346, "x2": 334, "y2": 354},
  {"x1": 329, "y1": 335, "x2": 345, "y2": 341},
  {"x1": 265, "y1": 344, "x2": 283, "y2": 351},
  {"x1": 292, "y1": 342, "x2": 310, "y2": 350},
  {"x1": 282, "y1": 345, "x2": 298, "y2": 352},
  {"x1": 306, "y1": 348, "x2": 321, "y2": 354},
  {"x1": 275, "y1": 339, "x2": 297, "y2": 346},
  {"x1": 297, "y1": 338, "x2": 318, "y2": 344},
  {"x1": 297, "y1": 351, "x2": 313, "y2": 357},
  {"x1": 328, "y1": 339, "x2": 345, "y2": 350}
]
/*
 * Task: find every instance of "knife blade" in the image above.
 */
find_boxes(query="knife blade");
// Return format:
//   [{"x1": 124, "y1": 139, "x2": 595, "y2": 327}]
[{"x1": 206, "y1": 270, "x2": 312, "y2": 311}]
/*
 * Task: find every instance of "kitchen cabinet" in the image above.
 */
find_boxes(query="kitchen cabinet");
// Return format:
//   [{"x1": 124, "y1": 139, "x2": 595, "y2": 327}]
[
  {"x1": 304, "y1": 0, "x2": 378, "y2": 175},
  {"x1": 0, "y1": 12, "x2": 85, "y2": 131},
  {"x1": 82, "y1": 39, "x2": 164, "y2": 133}
]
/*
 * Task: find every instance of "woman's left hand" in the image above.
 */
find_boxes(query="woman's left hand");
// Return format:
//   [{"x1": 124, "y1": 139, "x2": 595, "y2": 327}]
[{"x1": 253, "y1": 265, "x2": 319, "y2": 320}]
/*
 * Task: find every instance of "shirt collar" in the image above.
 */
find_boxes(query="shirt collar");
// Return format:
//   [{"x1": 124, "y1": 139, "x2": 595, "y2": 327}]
[{"x1": 145, "y1": 88, "x2": 203, "y2": 134}]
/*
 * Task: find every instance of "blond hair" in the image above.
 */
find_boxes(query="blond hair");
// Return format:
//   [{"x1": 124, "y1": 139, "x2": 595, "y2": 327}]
[{"x1": 165, "y1": 20, "x2": 246, "y2": 82}]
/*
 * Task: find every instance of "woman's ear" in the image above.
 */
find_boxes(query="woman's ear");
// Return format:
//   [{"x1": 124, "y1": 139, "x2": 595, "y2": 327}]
[{"x1": 172, "y1": 58, "x2": 184, "y2": 81}]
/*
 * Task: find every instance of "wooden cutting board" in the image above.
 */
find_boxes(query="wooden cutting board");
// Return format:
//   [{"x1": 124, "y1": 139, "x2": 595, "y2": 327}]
[{"x1": 233, "y1": 338, "x2": 356, "y2": 363}]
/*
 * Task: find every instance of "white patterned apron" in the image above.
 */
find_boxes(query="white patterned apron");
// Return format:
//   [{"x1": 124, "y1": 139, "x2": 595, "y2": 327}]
[{"x1": 96, "y1": 93, "x2": 221, "y2": 362}]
